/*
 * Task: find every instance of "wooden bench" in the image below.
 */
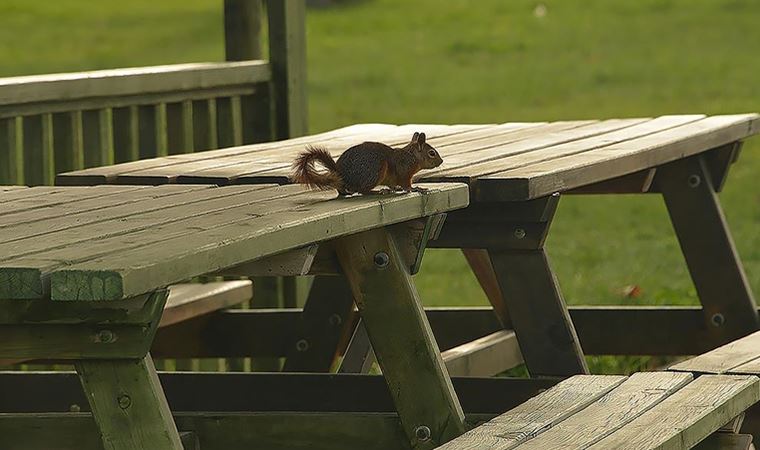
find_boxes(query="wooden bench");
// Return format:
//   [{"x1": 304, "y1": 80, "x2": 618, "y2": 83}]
[
  {"x1": 439, "y1": 372, "x2": 760, "y2": 450},
  {"x1": 55, "y1": 113, "x2": 760, "y2": 380},
  {"x1": 0, "y1": 182, "x2": 470, "y2": 450},
  {"x1": 670, "y1": 330, "x2": 760, "y2": 448}
]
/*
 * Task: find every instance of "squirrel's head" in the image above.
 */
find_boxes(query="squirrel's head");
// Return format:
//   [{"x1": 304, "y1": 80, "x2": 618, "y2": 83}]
[{"x1": 409, "y1": 132, "x2": 443, "y2": 169}]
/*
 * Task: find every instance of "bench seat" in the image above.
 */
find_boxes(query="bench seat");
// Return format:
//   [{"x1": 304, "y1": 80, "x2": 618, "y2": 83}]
[{"x1": 439, "y1": 372, "x2": 760, "y2": 450}]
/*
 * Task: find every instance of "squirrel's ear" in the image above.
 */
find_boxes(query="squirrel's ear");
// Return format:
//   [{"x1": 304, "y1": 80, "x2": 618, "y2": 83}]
[
  {"x1": 418, "y1": 132, "x2": 426, "y2": 145},
  {"x1": 411, "y1": 132, "x2": 420, "y2": 143}
]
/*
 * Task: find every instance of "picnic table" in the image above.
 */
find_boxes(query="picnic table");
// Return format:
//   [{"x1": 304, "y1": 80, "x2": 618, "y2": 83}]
[
  {"x1": 0, "y1": 182, "x2": 470, "y2": 449},
  {"x1": 3, "y1": 112, "x2": 760, "y2": 450},
  {"x1": 56, "y1": 112, "x2": 760, "y2": 378}
]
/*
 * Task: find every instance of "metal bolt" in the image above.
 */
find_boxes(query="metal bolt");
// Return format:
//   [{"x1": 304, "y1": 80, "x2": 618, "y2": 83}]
[
  {"x1": 687, "y1": 174, "x2": 701, "y2": 188},
  {"x1": 514, "y1": 228, "x2": 526, "y2": 240},
  {"x1": 711, "y1": 313, "x2": 725, "y2": 327},
  {"x1": 373, "y1": 251, "x2": 390, "y2": 268},
  {"x1": 97, "y1": 329, "x2": 114, "y2": 343},
  {"x1": 69, "y1": 404, "x2": 81, "y2": 413},
  {"x1": 414, "y1": 425, "x2": 432, "y2": 442},
  {"x1": 328, "y1": 313, "x2": 342, "y2": 326},
  {"x1": 117, "y1": 394, "x2": 131, "y2": 410},
  {"x1": 295, "y1": 339, "x2": 310, "y2": 352}
]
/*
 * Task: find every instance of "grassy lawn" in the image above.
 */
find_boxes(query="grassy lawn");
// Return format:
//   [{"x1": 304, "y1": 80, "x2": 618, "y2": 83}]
[{"x1": 2, "y1": 0, "x2": 759, "y2": 373}]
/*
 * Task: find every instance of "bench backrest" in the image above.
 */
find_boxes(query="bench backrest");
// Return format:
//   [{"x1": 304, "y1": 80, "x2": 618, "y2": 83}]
[{"x1": 0, "y1": 0, "x2": 306, "y2": 186}]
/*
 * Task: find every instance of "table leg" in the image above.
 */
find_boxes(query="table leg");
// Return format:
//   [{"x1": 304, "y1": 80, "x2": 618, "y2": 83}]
[
  {"x1": 76, "y1": 353, "x2": 182, "y2": 450},
  {"x1": 336, "y1": 228, "x2": 466, "y2": 449},
  {"x1": 657, "y1": 153, "x2": 759, "y2": 342},
  {"x1": 283, "y1": 275, "x2": 356, "y2": 372},
  {"x1": 488, "y1": 248, "x2": 588, "y2": 376}
]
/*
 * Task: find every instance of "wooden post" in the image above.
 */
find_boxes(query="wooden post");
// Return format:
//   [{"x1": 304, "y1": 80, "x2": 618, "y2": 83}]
[
  {"x1": 488, "y1": 249, "x2": 589, "y2": 376},
  {"x1": 76, "y1": 354, "x2": 182, "y2": 450},
  {"x1": 336, "y1": 228, "x2": 466, "y2": 448},
  {"x1": 657, "y1": 153, "x2": 760, "y2": 342},
  {"x1": 224, "y1": 0, "x2": 264, "y2": 61},
  {"x1": 266, "y1": 0, "x2": 308, "y2": 139}
]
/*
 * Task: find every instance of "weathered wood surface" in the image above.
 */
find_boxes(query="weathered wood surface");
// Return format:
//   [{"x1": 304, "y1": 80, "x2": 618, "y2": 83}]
[
  {"x1": 512, "y1": 372, "x2": 692, "y2": 449},
  {"x1": 658, "y1": 155, "x2": 760, "y2": 342},
  {"x1": 440, "y1": 373, "x2": 760, "y2": 450},
  {"x1": 588, "y1": 375, "x2": 760, "y2": 450},
  {"x1": 0, "y1": 183, "x2": 468, "y2": 300},
  {"x1": 438, "y1": 375, "x2": 626, "y2": 449},
  {"x1": 160, "y1": 281, "x2": 253, "y2": 327},
  {"x1": 441, "y1": 330, "x2": 523, "y2": 377},
  {"x1": 76, "y1": 355, "x2": 183, "y2": 450},
  {"x1": 670, "y1": 330, "x2": 760, "y2": 375},
  {"x1": 336, "y1": 228, "x2": 466, "y2": 448},
  {"x1": 55, "y1": 114, "x2": 760, "y2": 201},
  {"x1": 0, "y1": 61, "x2": 271, "y2": 108}
]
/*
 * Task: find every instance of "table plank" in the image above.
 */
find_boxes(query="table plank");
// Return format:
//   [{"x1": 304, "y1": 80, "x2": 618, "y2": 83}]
[
  {"x1": 588, "y1": 375, "x2": 760, "y2": 450},
  {"x1": 427, "y1": 115, "x2": 702, "y2": 181},
  {"x1": 438, "y1": 375, "x2": 626, "y2": 450},
  {"x1": 168, "y1": 124, "x2": 493, "y2": 185},
  {"x1": 0, "y1": 185, "x2": 146, "y2": 216},
  {"x1": 55, "y1": 123, "x2": 399, "y2": 184},
  {"x1": 48, "y1": 183, "x2": 468, "y2": 300},
  {"x1": 0, "y1": 185, "x2": 277, "y2": 256},
  {"x1": 476, "y1": 113, "x2": 760, "y2": 200},
  {"x1": 0, "y1": 185, "x2": 210, "y2": 229},
  {"x1": 232, "y1": 121, "x2": 597, "y2": 185}
]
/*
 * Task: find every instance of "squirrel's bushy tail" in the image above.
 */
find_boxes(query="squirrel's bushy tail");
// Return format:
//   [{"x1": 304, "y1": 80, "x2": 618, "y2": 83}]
[{"x1": 291, "y1": 145, "x2": 344, "y2": 191}]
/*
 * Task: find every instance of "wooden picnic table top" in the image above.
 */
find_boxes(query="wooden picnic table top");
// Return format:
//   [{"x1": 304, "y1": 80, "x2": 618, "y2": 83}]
[
  {"x1": 0, "y1": 182, "x2": 468, "y2": 302},
  {"x1": 56, "y1": 113, "x2": 760, "y2": 201}
]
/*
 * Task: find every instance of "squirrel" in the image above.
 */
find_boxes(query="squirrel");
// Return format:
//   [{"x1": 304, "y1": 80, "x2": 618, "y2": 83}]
[{"x1": 291, "y1": 132, "x2": 443, "y2": 195}]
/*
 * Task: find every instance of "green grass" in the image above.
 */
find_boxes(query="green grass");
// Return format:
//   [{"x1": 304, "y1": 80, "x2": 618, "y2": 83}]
[{"x1": 2, "y1": 0, "x2": 759, "y2": 374}]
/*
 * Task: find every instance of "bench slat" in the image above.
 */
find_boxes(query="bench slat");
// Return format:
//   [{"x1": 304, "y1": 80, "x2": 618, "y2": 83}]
[
  {"x1": 160, "y1": 281, "x2": 253, "y2": 327},
  {"x1": 513, "y1": 372, "x2": 692, "y2": 449},
  {"x1": 588, "y1": 375, "x2": 760, "y2": 450},
  {"x1": 670, "y1": 330, "x2": 760, "y2": 374},
  {"x1": 438, "y1": 374, "x2": 626, "y2": 450}
]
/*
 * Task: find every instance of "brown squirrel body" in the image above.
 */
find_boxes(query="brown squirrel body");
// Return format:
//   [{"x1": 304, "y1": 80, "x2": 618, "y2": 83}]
[{"x1": 291, "y1": 132, "x2": 443, "y2": 195}]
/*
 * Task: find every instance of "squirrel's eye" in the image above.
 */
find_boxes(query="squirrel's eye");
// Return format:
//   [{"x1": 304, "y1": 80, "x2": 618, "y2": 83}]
[{"x1": 427, "y1": 150, "x2": 436, "y2": 158}]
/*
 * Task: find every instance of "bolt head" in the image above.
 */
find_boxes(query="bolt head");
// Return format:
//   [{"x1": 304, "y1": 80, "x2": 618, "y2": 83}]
[
  {"x1": 373, "y1": 251, "x2": 390, "y2": 268},
  {"x1": 414, "y1": 425, "x2": 431, "y2": 442},
  {"x1": 69, "y1": 404, "x2": 81, "y2": 413},
  {"x1": 117, "y1": 394, "x2": 131, "y2": 409},
  {"x1": 514, "y1": 228, "x2": 527, "y2": 240},
  {"x1": 328, "y1": 313, "x2": 342, "y2": 326},
  {"x1": 97, "y1": 329, "x2": 114, "y2": 343},
  {"x1": 688, "y1": 174, "x2": 701, "y2": 188},
  {"x1": 711, "y1": 313, "x2": 725, "y2": 327},
  {"x1": 295, "y1": 339, "x2": 310, "y2": 352}
]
